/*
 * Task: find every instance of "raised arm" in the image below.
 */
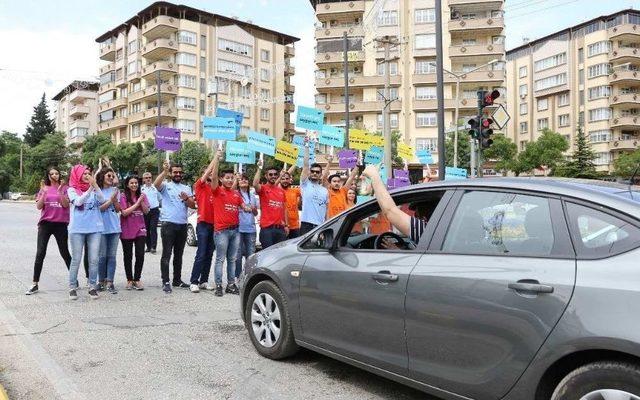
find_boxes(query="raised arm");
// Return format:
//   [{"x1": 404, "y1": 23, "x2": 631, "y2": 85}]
[
  {"x1": 58, "y1": 180, "x2": 70, "y2": 208},
  {"x1": 252, "y1": 157, "x2": 263, "y2": 193},
  {"x1": 200, "y1": 152, "x2": 218, "y2": 183},
  {"x1": 322, "y1": 154, "x2": 333, "y2": 187},
  {"x1": 209, "y1": 149, "x2": 222, "y2": 191},
  {"x1": 154, "y1": 160, "x2": 169, "y2": 190},
  {"x1": 36, "y1": 182, "x2": 46, "y2": 210},
  {"x1": 344, "y1": 166, "x2": 359, "y2": 190},
  {"x1": 300, "y1": 141, "x2": 310, "y2": 183},
  {"x1": 361, "y1": 165, "x2": 410, "y2": 237}
]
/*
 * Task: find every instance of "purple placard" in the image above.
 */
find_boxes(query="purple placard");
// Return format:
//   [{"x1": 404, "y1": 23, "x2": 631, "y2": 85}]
[
  {"x1": 338, "y1": 149, "x2": 358, "y2": 169},
  {"x1": 394, "y1": 169, "x2": 410, "y2": 185},
  {"x1": 387, "y1": 178, "x2": 410, "y2": 189},
  {"x1": 155, "y1": 127, "x2": 181, "y2": 151}
]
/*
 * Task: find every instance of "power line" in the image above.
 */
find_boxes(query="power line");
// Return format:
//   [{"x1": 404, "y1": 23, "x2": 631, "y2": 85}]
[
  {"x1": 505, "y1": 0, "x2": 554, "y2": 11},
  {"x1": 509, "y1": 0, "x2": 580, "y2": 19}
]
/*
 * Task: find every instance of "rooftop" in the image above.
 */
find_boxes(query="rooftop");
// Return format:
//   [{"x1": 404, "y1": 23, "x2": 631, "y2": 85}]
[{"x1": 52, "y1": 81, "x2": 100, "y2": 101}]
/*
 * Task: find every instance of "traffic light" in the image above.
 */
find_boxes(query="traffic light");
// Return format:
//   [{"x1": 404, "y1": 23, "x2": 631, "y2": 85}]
[
  {"x1": 480, "y1": 117, "x2": 494, "y2": 149},
  {"x1": 468, "y1": 117, "x2": 481, "y2": 139},
  {"x1": 483, "y1": 89, "x2": 501, "y2": 107}
]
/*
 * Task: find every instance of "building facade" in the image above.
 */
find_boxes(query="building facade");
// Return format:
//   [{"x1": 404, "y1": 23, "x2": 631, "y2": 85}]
[
  {"x1": 96, "y1": 1, "x2": 297, "y2": 145},
  {"x1": 52, "y1": 81, "x2": 100, "y2": 146},
  {"x1": 311, "y1": 0, "x2": 506, "y2": 166},
  {"x1": 506, "y1": 9, "x2": 640, "y2": 173}
]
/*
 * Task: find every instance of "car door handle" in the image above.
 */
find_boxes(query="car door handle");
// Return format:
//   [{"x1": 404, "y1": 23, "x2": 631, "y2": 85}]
[
  {"x1": 372, "y1": 272, "x2": 399, "y2": 282},
  {"x1": 508, "y1": 280, "x2": 554, "y2": 294}
]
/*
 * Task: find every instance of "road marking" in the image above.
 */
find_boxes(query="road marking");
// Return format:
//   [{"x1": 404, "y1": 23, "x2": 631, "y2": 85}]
[{"x1": 0, "y1": 298, "x2": 85, "y2": 400}]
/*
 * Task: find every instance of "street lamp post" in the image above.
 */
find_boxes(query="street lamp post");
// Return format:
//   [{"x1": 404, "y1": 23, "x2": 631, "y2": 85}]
[{"x1": 444, "y1": 59, "x2": 500, "y2": 168}]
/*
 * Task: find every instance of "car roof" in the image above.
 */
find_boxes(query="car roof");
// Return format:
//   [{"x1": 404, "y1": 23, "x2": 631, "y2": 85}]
[{"x1": 392, "y1": 177, "x2": 640, "y2": 219}]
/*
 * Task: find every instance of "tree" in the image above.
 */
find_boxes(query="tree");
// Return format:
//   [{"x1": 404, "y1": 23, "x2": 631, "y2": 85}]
[
  {"x1": 555, "y1": 126, "x2": 599, "y2": 178},
  {"x1": 111, "y1": 142, "x2": 144, "y2": 176},
  {"x1": 170, "y1": 141, "x2": 212, "y2": 184},
  {"x1": 81, "y1": 133, "x2": 115, "y2": 168},
  {"x1": 536, "y1": 129, "x2": 569, "y2": 175},
  {"x1": 23, "y1": 93, "x2": 56, "y2": 147},
  {"x1": 0, "y1": 131, "x2": 23, "y2": 193},
  {"x1": 444, "y1": 131, "x2": 471, "y2": 171},
  {"x1": 483, "y1": 134, "x2": 517, "y2": 175},
  {"x1": 23, "y1": 133, "x2": 74, "y2": 193},
  {"x1": 138, "y1": 139, "x2": 162, "y2": 174},
  {"x1": 614, "y1": 149, "x2": 640, "y2": 179}
]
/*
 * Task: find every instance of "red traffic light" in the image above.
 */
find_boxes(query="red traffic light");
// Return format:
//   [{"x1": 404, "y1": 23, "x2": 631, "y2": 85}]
[
  {"x1": 481, "y1": 118, "x2": 493, "y2": 128},
  {"x1": 483, "y1": 90, "x2": 501, "y2": 106}
]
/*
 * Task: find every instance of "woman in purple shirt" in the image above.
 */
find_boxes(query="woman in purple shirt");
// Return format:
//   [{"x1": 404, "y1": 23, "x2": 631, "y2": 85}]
[
  {"x1": 26, "y1": 167, "x2": 72, "y2": 295},
  {"x1": 119, "y1": 176, "x2": 150, "y2": 290}
]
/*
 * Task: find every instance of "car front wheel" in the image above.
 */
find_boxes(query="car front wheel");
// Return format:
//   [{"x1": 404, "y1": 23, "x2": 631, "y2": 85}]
[
  {"x1": 551, "y1": 361, "x2": 640, "y2": 400},
  {"x1": 245, "y1": 281, "x2": 298, "y2": 360},
  {"x1": 186, "y1": 225, "x2": 197, "y2": 247}
]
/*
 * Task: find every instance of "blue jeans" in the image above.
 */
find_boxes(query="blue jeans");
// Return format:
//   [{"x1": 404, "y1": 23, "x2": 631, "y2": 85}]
[
  {"x1": 235, "y1": 232, "x2": 256, "y2": 279},
  {"x1": 99, "y1": 233, "x2": 120, "y2": 282},
  {"x1": 69, "y1": 232, "x2": 101, "y2": 289},
  {"x1": 213, "y1": 228, "x2": 240, "y2": 285},
  {"x1": 190, "y1": 222, "x2": 215, "y2": 284}
]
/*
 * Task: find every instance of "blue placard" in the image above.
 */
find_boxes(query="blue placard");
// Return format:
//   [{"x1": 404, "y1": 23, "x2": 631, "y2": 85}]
[
  {"x1": 416, "y1": 149, "x2": 433, "y2": 164},
  {"x1": 203, "y1": 117, "x2": 237, "y2": 140},
  {"x1": 247, "y1": 130, "x2": 276, "y2": 156},
  {"x1": 296, "y1": 106, "x2": 324, "y2": 131},
  {"x1": 292, "y1": 136, "x2": 316, "y2": 167},
  {"x1": 319, "y1": 125, "x2": 345, "y2": 148},
  {"x1": 356, "y1": 195, "x2": 374, "y2": 205},
  {"x1": 364, "y1": 146, "x2": 383, "y2": 165},
  {"x1": 216, "y1": 108, "x2": 243, "y2": 134},
  {"x1": 445, "y1": 166, "x2": 468, "y2": 181},
  {"x1": 225, "y1": 141, "x2": 255, "y2": 164}
]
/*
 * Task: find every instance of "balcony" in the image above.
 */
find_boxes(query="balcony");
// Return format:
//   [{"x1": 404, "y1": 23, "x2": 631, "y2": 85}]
[
  {"x1": 69, "y1": 105, "x2": 90, "y2": 118},
  {"x1": 98, "y1": 97, "x2": 127, "y2": 112},
  {"x1": 316, "y1": 1, "x2": 365, "y2": 16},
  {"x1": 99, "y1": 43, "x2": 115, "y2": 61},
  {"x1": 285, "y1": 65, "x2": 295, "y2": 76},
  {"x1": 115, "y1": 75, "x2": 127, "y2": 88},
  {"x1": 448, "y1": 17, "x2": 504, "y2": 34},
  {"x1": 412, "y1": 98, "x2": 478, "y2": 111},
  {"x1": 142, "y1": 15, "x2": 179, "y2": 42},
  {"x1": 315, "y1": 25, "x2": 364, "y2": 40},
  {"x1": 99, "y1": 63, "x2": 115, "y2": 75},
  {"x1": 141, "y1": 60, "x2": 178, "y2": 81},
  {"x1": 610, "y1": 116, "x2": 639, "y2": 129},
  {"x1": 98, "y1": 117, "x2": 128, "y2": 132},
  {"x1": 609, "y1": 138, "x2": 639, "y2": 151},
  {"x1": 128, "y1": 106, "x2": 176, "y2": 124},
  {"x1": 285, "y1": 82, "x2": 295, "y2": 93},
  {"x1": 610, "y1": 93, "x2": 640, "y2": 107},
  {"x1": 316, "y1": 50, "x2": 364, "y2": 65},
  {"x1": 316, "y1": 75, "x2": 402, "y2": 89},
  {"x1": 99, "y1": 81, "x2": 116, "y2": 94},
  {"x1": 69, "y1": 119, "x2": 90, "y2": 131},
  {"x1": 285, "y1": 122, "x2": 295, "y2": 131},
  {"x1": 412, "y1": 69, "x2": 505, "y2": 85},
  {"x1": 285, "y1": 46, "x2": 295, "y2": 58},
  {"x1": 610, "y1": 47, "x2": 640, "y2": 64},
  {"x1": 609, "y1": 70, "x2": 640, "y2": 85},
  {"x1": 322, "y1": 100, "x2": 402, "y2": 114},
  {"x1": 142, "y1": 38, "x2": 178, "y2": 61},
  {"x1": 608, "y1": 23, "x2": 640, "y2": 41},
  {"x1": 69, "y1": 90, "x2": 96, "y2": 103},
  {"x1": 128, "y1": 83, "x2": 177, "y2": 103},
  {"x1": 284, "y1": 103, "x2": 295, "y2": 112},
  {"x1": 449, "y1": 43, "x2": 505, "y2": 58},
  {"x1": 448, "y1": 0, "x2": 504, "y2": 6}
]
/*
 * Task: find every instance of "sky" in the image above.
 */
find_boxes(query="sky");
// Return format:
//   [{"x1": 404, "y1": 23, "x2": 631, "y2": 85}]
[{"x1": 0, "y1": 0, "x2": 637, "y2": 136}]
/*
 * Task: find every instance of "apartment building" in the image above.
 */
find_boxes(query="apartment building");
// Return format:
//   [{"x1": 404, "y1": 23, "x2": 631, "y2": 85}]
[
  {"x1": 311, "y1": 0, "x2": 506, "y2": 166},
  {"x1": 95, "y1": 1, "x2": 298, "y2": 145},
  {"x1": 52, "y1": 81, "x2": 100, "y2": 146},
  {"x1": 506, "y1": 9, "x2": 640, "y2": 173}
]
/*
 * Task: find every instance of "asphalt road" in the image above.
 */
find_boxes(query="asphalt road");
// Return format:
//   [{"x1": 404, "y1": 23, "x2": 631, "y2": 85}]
[{"x1": 0, "y1": 201, "x2": 432, "y2": 400}]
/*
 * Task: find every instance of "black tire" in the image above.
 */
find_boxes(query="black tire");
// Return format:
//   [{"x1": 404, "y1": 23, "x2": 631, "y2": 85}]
[
  {"x1": 551, "y1": 361, "x2": 640, "y2": 400},
  {"x1": 244, "y1": 281, "x2": 298, "y2": 360},
  {"x1": 186, "y1": 225, "x2": 197, "y2": 247}
]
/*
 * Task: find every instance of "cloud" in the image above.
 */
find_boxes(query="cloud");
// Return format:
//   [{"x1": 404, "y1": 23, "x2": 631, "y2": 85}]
[
  {"x1": 291, "y1": 26, "x2": 316, "y2": 119},
  {"x1": 0, "y1": 29, "x2": 98, "y2": 135}
]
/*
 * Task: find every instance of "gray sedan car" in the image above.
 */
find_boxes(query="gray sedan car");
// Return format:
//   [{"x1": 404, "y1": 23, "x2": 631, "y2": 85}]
[{"x1": 239, "y1": 178, "x2": 640, "y2": 400}]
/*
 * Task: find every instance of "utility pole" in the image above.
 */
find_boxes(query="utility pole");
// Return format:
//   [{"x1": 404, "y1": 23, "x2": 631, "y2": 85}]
[
  {"x1": 156, "y1": 70, "x2": 163, "y2": 172},
  {"x1": 375, "y1": 35, "x2": 399, "y2": 180},
  {"x1": 19, "y1": 145, "x2": 23, "y2": 179},
  {"x1": 470, "y1": 137, "x2": 476, "y2": 178},
  {"x1": 476, "y1": 90, "x2": 484, "y2": 178},
  {"x1": 435, "y1": 0, "x2": 446, "y2": 180},
  {"x1": 343, "y1": 31, "x2": 350, "y2": 145}
]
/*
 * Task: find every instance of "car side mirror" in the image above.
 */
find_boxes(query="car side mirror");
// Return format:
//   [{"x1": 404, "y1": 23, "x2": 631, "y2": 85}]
[{"x1": 316, "y1": 229, "x2": 334, "y2": 251}]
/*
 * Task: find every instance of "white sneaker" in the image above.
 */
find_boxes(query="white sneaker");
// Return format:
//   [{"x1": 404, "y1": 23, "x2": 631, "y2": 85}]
[
  {"x1": 205, "y1": 283, "x2": 216, "y2": 291},
  {"x1": 198, "y1": 283, "x2": 207, "y2": 290},
  {"x1": 189, "y1": 284, "x2": 200, "y2": 293}
]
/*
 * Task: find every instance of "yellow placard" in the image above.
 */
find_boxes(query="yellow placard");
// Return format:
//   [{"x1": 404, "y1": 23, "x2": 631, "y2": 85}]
[
  {"x1": 274, "y1": 140, "x2": 299, "y2": 165},
  {"x1": 397, "y1": 143, "x2": 414, "y2": 160},
  {"x1": 368, "y1": 134, "x2": 384, "y2": 148},
  {"x1": 349, "y1": 129, "x2": 372, "y2": 151}
]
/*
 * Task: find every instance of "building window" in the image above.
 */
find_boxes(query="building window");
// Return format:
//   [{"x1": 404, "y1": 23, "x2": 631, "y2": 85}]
[
  {"x1": 519, "y1": 84, "x2": 528, "y2": 96},
  {"x1": 537, "y1": 98, "x2": 548, "y2": 111},
  {"x1": 260, "y1": 68, "x2": 270, "y2": 82},
  {"x1": 377, "y1": 62, "x2": 398, "y2": 76},
  {"x1": 178, "y1": 30, "x2": 197, "y2": 45},
  {"x1": 537, "y1": 118, "x2": 549, "y2": 131},
  {"x1": 239, "y1": 86, "x2": 251, "y2": 99},
  {"x1": 260, "y1": 49, "x2": 270, "y2": 62},
  {"x1": 176, "y1": 74, "x2": 196, "y2": 89},
  {"x1": 200, "y1": 100, "x2": 205, "y2": 116},
  {"x1": 378, "y1": 88, "x2": 399, "y2": 101},
  {"x1": 119, "y1": 87, "x2": 127, "y2": 98},
  {"x1": 176, "y1": 52, "x2": 197, "y2": 67},
  {"x1": 316, "y1": 93, "x2": 327, "y2": 104},
  {"x1": 216, "y1": 79, "x2": 229, "y2": 94},
  {"x1": 131, "y1": 124, "x2": 141, "y2": 138},
  {"x1": 377, "y1": 113, "x2": 399, "y2": 128},
  {"x1": 593, "y1": 152, "x2": 612, "y2": 166},
  {"x1": 128, "y1": 40, "x2": 139, "y2": 54},
  {"x1": 260, "y1": 108, "x2": 270, "y2": 121},
  {"x1": 519, "y1": 66, "x2": 527, "y2": 78},
  {"x1": 415, "y1": 60, "x2": 436, "y2": 74},
  {"x1": 260, "y1": 89, "x2": 270, "y2": 100},
  {"x1": 116, "y1": 49, "x2": 123, "y2": 62},
  {"x1": 534, "y1": 73, "x2": 567, "y2": 91},
  {"x1": 558, "y1": 114, "x2": 570, "y2": 127},
  {"x1": 589, "y1": 129, "x2": 611, "y2": 143},
  {"x1": 587, "y1": 41, "x2": 611, "y2": 57},
  {"x1": 588, "y1": 63, "x2": 612, "y2": 79},
  {"x1": 200, "y1": 35, "x2": 206, "y2": 50},
  {"x1": 462, "y1": 38, "x2": 477, "y2": 46},
  {"x1": 415, "y1": 34, "x2": 436, "y2": 49},
  {"x1": 415, "y1": 138, "x2": 437, "y2": 152},
  {"x1": 70, "y1": 128, "x2": 88, "y2": 138},
  {"x1": 127, "y1": 61, "x2": 138, "y2": 75},
  {"x1": 415, "y1": 8, "x2": 435, "y2": 23},
  {"x1": 218, "y1": 39, "x2": 252, "y2": 56},
  {"x1": 534, "y1": 52, "x2": 566, "y2": 72},
  {"x1": 259, "y1": 128, "x2": 269, "y2": 135},
  {"x1": 98, "y1": 91, "x2": 115, "y2": 104},
  {"x1": 239, "y1": 104, "x2": 251, "y2": 118},
  {"x1": 519, "y1": 122, "x2": 528, "y2": 134},
  {"x1": 176, "y1": 97, "x2": 196, "y2": 110},
  {"x1": 416, "y1": 112, "x2": 437, "y2": 127},
  {"x1": 588, "y1": 107, "x2": 612, "y2": 122},
  {"x1": 200, "y1": 56, "x2": 206, "y2": 72},
  {"x1": 588, "y1": 85, "x2": 611, "y2": 100},
  {"x1": 100, "y1": 71, "x2": 115, "y2": 85},
  {"x1": 176, "y1": 119, "x2": 196, "y2": 132},
  {"x1": 557, "y1": 93, "x2": 569, "y2": 106},
  {"x1": 378, "y1": 10, "x2": 398, "y2": 26},
  {"x1": 130, "y1": 102, "x2": 142, "y2": 114},
  {"x1": 578, "y1": 48, "x2": 584, "y2": 63},
  {"x1": 218, "y1": 59, "x2": 251, "y2": 77},
  {"x1": 416, "y1": 86, "x2": 436, "y2": 100},
  {"x1": 519, "y1": 103, "x2": 528, "y2": 115}
]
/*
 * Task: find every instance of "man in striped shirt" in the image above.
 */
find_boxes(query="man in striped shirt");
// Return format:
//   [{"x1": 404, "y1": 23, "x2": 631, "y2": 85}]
[{"x1": 361, "y1": 165, "x2": 426, "y2": 244}]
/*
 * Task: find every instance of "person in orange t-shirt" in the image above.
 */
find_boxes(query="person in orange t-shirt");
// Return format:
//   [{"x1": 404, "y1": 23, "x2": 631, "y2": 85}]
[
  {"x1": 325, "y1": 160, "x2": 359, "y2": 219},
  {"x1": 280, "y1": 170, "x2": 302, "y2": 239}
]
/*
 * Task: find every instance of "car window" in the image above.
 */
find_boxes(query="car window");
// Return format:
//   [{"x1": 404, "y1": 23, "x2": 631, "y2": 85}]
[
  {"x1": 566, "y1": 202, "x2": 640, "y2": 258},
  {"x1": 442, "y1": 191, "x2": 555, "y2": 257}
]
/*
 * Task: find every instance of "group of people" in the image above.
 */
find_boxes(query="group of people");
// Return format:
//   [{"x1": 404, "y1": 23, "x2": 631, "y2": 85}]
[{"x1": 26, "y1": 139, "x2": 362, "y2": 300}]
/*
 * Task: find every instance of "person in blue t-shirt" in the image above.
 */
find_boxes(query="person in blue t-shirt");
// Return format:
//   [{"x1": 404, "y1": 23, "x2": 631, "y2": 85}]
[
  {"x1": 96, "y1": 166, "x2": 122, "y2": 294},
  {"x1": 154, "y1": 160, "x2": 196, "y2": 293},
  {"x1": 141, "y1": 172, "x2": 161, "y2": 253},
  {"x1": 299, "y1": 138, "x2": 329, "y2": 236},
  {"x1": 236, "y1": 173, "x2": 258, "y2": 280}
]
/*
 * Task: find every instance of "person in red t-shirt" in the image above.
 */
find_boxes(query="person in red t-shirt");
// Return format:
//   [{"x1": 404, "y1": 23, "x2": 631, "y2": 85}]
[
  {"x1": 188, "y1": 156, "x2": 218, "y2": 293},
  {"x1": 253, "y1": 158, "x2": 288, "y2": 249},
  {"x1": 210, "y1": 150, "x2": 243, "y2": 297}
]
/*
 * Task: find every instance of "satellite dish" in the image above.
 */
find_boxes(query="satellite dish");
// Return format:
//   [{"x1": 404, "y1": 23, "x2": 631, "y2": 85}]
[{"x1": 241, "y1": 77, "x2": 249, "y2": 86}]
